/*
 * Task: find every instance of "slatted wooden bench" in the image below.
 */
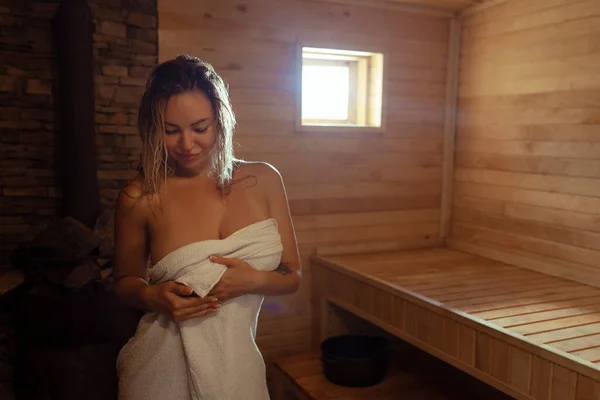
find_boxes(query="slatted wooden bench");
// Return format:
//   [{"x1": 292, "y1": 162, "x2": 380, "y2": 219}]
[{"x1": 311, "y1": 247, "x2": 600, "y2": 400}]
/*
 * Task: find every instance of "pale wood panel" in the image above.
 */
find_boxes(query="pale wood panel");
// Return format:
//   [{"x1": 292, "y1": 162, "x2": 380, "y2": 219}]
[
  {"x1": 235, "y1": 136, "x2": 444, "y2": 154},
  {"x1": 458, "y1": 107, "x2": 600, "y2": 126},
  {"x1": 454, "y1": 182, "x2": 600, "y2": 215},
  {"x1": 459, "y1": 54, "x2": 600, "y2": 84},
  {"x1": 456, "y1": 123, "x2": 600, "y2": 142},
  {"x1": 455, "y1": 152, "x2": 600, "y2": 179},
  {"x1": 451, "y1": 223, "x2": 600, "y2": 269},
  {"x1": 462, "y1": 0, "x2": 599, "y2": 38},
  {"x1": 465, "y1": 28, "x2": 600, "y2": 80},
  {"x1": 159, "y1": 0, "x2": 450, "y2": 360},
  {"x1": 459, "y1": 73, "x2": 600, "y2": 97},
  {"x1": 461, "y1": 30, "x2": 600, "y2": 66},
  {"x1": 276, "y1": 164, "x2": 442, "y2": 185},
  {"x1": 462, "y1": 0, "x2": 590, "y2": 26},
  {"x1": 452, "y1": 0, "x2": 600, "y2": 287},
  {"x1": 458, "y1": 91, "x2": 600, "y2": 112},
  {"x1": 453, "y1": 208, "x2": 600, "y2": 252},
  {"x1": 295, "y1": 222, "x2": 439, "y2": 245},
  {"x1": 530, "y1": 356, "x2": 552, "y2": 399},
  {"x1": 159, "y1": 2, "x2": 451, "y2": 41},
  {"x1": 575, "y1": 376, "x2": 600, "y2": 400},
  {"x1": 551, "y1": 364, "x2": 578, "y2": 400},
  {"x1": 388, "y1": 81, "x2": 448, "y2": 98},
  {"x1": 455, "y1": 168, "x2": 600, "y2": 198},
  {"x1": 456, "y1": 140, "x2": 600, "y2": 159},
  {"x1": 238, "y1": 152, "x2": 443, "y2": 170},
  {"x1": 232, "y1": 121, "x2": 445, "y2": 138},
  {"x1": 292, "y1": 209, "x2": 440, "y2": 230},
  {"x1": 285, "y1": 182, "x2": 441, "y2": 200}
]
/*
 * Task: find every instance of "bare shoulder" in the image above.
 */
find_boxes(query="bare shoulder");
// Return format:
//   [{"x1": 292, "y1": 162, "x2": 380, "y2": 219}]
[
  {"x1": 116, "y1": 176, "x2": 149, "y2": 220},
  {"x1": 234, "y1": 160, "x2": 284, "y2": 188}
]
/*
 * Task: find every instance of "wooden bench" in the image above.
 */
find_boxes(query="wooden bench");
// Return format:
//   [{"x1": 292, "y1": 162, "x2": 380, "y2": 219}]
[
  {"x1": 270, "y1": 346, "x2": 514, "y2": 400},
  {"x1": 310, "y1": 247, "x2": 600, "y2": 400}
]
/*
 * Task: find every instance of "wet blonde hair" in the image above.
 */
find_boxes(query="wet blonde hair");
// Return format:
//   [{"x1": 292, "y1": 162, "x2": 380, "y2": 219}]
[{"x1": 137, "y1": 54, "x2": 236, "y2": 195}]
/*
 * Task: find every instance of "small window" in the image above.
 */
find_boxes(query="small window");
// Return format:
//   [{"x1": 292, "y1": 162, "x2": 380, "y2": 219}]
[{"x1": 297, "y1": 46, "x2": 384, "y2": 131}]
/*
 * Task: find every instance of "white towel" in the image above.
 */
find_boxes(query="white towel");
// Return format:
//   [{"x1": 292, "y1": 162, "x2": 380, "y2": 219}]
[{"x1": 116, "y1": 218, "x2": 283, "y2": 400}]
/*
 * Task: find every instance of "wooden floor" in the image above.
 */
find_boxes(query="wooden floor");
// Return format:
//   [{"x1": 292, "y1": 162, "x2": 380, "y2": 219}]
[
  {"x1": 271, "y1": 347, "x2": 513, "y2": 400},
  {"x1": 317, "y1": 247, "x2": 600, "y2": 368}
]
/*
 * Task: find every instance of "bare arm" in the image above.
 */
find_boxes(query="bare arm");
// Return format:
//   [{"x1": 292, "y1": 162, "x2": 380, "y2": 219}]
[
  {"x1": 112, "y1": 181, "x2": 154, "y2": 311},
  {"x1": 252, "y1": 163, "x2": 302, "y2": 296}
]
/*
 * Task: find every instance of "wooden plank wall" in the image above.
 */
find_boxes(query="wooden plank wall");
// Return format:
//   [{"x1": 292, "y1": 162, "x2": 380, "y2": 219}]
[
  {"x1": 158, "y1": 0, "x2": 450, "y2": 358},
  {"x1": 449, "y1": 0, "x2": 600, "y2": 287}
]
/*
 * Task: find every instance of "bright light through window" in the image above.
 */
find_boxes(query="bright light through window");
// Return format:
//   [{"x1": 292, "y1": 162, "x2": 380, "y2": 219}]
[
  {"x1": 297, "y1": 46, "x2": 384, "y2": 131},
  {"x1": 301, "y1": 65, "x2": 349, "y2": 121}
]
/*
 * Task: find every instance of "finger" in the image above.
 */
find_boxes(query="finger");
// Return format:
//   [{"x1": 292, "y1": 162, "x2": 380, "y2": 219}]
[
  {"x1": 170, "y1": 282, "x2": 194, "y2": 296},
  {"x1": 173, "y1": 302, "x2": 220, "y2": 321},
  {"x1": 209, "y1": 255, "x2": 239, "y2": 266},
  {"x1": 175, "y1": 307, "x2": 218, "y2": 322},
  {"x1": 207, "y1": 289, "x2": 224, "y2": 300},
  {"x1": 209, "y1": 292, "x2": 227, "y2": 303},
  {"x1": 173, "y1": 295, "x2": 219, "y2": 309}
]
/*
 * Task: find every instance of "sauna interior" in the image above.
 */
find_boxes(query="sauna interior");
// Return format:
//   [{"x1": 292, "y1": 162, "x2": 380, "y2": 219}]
[{"x1": 0, "y1": 0, "x2": 599, "y2": 399}]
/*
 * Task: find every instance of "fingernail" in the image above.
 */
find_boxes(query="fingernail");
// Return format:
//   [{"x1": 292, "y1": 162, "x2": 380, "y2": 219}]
[
  {"x1": 209, "y1": 255, "x2": 216, "y2": 260},
  {"x1": 215, "y1": 304, "x2": 221, "y2": 308},
  {"x1": 211, "y1": 297, "x2": 219, "y2": 302}
]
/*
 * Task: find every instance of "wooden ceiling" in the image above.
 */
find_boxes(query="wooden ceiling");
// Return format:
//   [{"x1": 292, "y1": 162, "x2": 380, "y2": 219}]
[
  {"x1": 386, "y1": 0, "x2": 485, "y2": 11},
  {"x1": 317, "y1": 0, "x2": 487, "y2": 16}
]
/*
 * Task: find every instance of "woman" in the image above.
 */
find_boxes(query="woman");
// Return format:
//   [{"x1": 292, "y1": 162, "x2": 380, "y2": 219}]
[{"x1": 112, "y1": 54, "x2": 302, "y2": 400}]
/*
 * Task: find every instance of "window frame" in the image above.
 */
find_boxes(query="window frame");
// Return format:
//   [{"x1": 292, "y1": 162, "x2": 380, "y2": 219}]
[{"x1": 295, "y1": 43, "x2": 387, "y2": 135}]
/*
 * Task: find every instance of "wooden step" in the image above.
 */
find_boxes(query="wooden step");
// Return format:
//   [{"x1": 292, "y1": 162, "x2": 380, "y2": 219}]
[{"x1": 270, "y1": 349, "x2": 513, "y2": 400}]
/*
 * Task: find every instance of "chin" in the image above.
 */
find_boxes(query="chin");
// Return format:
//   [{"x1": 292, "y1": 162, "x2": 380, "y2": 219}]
[{"x1": 176, "y1": 157, "x2": 210, "y2": 174}]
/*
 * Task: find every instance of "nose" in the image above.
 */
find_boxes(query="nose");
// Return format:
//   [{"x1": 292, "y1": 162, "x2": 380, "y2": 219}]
[{"x1": 179, "y1": 129, "x2": 194, "y2": 152}]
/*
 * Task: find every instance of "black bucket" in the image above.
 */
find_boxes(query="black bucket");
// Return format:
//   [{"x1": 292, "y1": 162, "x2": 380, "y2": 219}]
[{"x1": 320, "y1": 335, "x2": 389, "y2": 387}]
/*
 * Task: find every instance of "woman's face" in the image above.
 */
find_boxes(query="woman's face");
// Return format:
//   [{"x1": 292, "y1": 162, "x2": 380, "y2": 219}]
[{"x1": 163, "y1": 90, "x2": 217, "y2": 176}]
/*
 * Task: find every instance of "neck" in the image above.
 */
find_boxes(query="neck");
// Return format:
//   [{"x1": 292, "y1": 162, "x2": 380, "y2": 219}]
[{"x1": 173, "y1": 160, "x2": 211, "y2": 179}]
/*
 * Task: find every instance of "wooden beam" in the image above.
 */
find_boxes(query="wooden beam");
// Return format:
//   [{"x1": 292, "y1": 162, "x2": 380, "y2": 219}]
[
  {"x1": 440, "y1": 18, "x2": 461, "y2": 239},
  {"x1": 461, "y1": 0, "x2": 511, "y2": 17},
  {"x1": 387, "y1": 0, "x2": 480, "y2": 7},
  {"x1": 307, "y1": 0, "x2": 456, "y2": 18}
]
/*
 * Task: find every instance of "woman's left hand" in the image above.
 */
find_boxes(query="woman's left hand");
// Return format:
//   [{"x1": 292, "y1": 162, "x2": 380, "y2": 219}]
[{"x1": 208, "y1": 255, "x2": 264, "y2": 302}]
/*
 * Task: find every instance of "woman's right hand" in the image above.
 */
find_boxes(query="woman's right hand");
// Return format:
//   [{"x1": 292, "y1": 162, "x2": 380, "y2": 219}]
[{"x1": 143, "y1": 281, "x2": 221, "y2": 322}]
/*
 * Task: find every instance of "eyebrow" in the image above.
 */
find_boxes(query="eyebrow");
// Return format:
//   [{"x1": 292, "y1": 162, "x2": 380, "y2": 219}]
[{"x1": 165, "y1": 118, "x2": 210, "y2": 127}]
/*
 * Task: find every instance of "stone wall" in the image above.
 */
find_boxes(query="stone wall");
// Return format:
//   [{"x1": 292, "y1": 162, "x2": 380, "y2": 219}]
[{"x1": 0, "y1": 0, "x2": 157, "y2": 266}]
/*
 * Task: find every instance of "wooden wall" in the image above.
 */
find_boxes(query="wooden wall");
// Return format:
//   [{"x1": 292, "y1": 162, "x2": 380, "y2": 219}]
[
  {"x1": 158, "y1": 0, "x2": 451, "y2": 357},
  {"x1": 449, "y1": 0, "x2": 600, "y2": 287}
]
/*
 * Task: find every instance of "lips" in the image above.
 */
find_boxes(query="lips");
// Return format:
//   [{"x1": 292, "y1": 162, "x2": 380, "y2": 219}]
[{"x1": 179, "y1": 153, "x2": 200, "y2": 159}]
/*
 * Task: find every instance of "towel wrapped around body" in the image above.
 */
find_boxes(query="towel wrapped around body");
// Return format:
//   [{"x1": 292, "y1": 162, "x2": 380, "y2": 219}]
[{"x1": 116, "y1": 218, "x2": 283, "y2": 400}]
